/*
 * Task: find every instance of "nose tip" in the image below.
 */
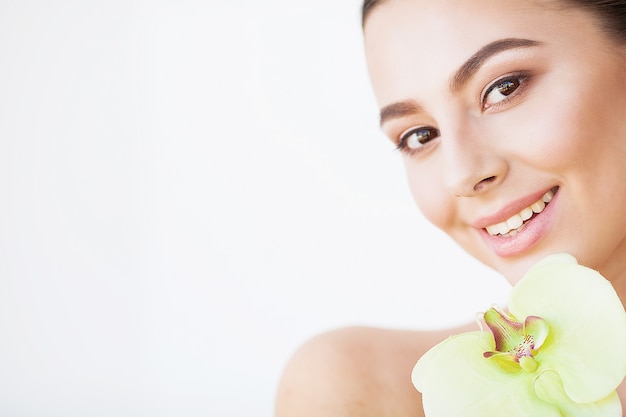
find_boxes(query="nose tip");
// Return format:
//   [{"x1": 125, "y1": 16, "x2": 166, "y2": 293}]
[
  {"x1": 440, "y1": 119, "x2": 508, "y2": 198},
  {"x1": 443, "y1": 147, "x2": 506, "y2": 197}
]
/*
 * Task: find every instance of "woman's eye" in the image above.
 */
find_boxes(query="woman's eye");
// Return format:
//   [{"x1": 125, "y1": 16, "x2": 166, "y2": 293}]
[
  {"x1": 482, "y1": 75, "x2": 526, "y2": 110},
  {"x1": 397, "y1": 127, "x2": 439, "y2": 154}
]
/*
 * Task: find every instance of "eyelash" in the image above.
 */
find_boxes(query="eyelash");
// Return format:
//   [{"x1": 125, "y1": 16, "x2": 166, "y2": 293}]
[
  {"x1": 481, "y1": 72, "x2": 530, "y2": 111},
  {"x1": 394, "y1": 72, "x2": 531, "y2": 156},
  {"x1": 395, "y1": 126, "x2": 440, "y2": 156}
]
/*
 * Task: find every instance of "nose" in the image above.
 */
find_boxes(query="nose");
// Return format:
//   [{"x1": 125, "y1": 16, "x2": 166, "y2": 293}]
[{"x1": 441, "y1": 122, "x2": 507, "y2": 197}]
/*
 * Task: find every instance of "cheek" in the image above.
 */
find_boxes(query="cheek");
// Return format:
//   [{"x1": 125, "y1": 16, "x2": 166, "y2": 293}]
[
  {"x1": 510, "y1": 63, "x2": 626, "y2": 171},
  {"x1": 498, "y1": 89, "x2": 598, "y2": 171},
  {"x1": 404, "y1": 156, "x2": 457, "y2": 231},
  {"x1": 516, "y1": 115, "x2": 581, "y2": 168}
]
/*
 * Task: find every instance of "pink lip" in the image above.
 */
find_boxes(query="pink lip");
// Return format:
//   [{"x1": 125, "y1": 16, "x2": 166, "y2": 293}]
[
  {"x1": 473, "y1": 187, "x2": 556, "y2": 229},
  {"x1": 476, "y1": 187, "x2": 559, "y2": 258}
]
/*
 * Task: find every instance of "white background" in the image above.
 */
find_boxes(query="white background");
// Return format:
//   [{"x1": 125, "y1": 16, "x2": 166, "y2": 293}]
[{"x1": 0, "y1": 1, "x2": 511, "y2": 416}]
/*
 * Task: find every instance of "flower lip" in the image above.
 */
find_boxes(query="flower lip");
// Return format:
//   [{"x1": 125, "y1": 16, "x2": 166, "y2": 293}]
[{"x1": 472, "y1": 186, "x2": 559, "y2": 230}]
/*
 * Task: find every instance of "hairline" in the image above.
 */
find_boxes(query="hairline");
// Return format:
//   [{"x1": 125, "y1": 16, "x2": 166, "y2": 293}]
[{"x1": 361, "y1": 0, "x2": 388, "y2": 27}]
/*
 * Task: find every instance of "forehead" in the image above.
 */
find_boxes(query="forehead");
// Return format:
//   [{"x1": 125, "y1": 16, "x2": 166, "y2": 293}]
[
  {"x1": 363, "y1": 0, "x2": 551, "y2": 42},
  {"x1": 363, "y1": 0, "x2": 571, "y2": 105}
]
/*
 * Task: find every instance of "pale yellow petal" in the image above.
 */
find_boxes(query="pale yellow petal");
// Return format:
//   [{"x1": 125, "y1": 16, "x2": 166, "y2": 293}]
[
  {"x1": 508, "y1": 253, "x2": 626, "y2": 403},
  {"x1": 413, "y1": 332, "x2": 562, "y2": 417},
  {"x1": 533, "y1": 370, "x2": 622, "y2": 417}
]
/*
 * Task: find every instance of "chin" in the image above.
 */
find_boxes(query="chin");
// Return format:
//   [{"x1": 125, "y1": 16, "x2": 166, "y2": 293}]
[{"x1": 481, "y1": 251, "x2": 554, "y2": 286}]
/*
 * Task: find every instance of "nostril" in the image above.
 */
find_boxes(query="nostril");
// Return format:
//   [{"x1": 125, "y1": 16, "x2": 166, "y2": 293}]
[{"x1": 474, "y1": 176, "x2": 497, "y2": 192}]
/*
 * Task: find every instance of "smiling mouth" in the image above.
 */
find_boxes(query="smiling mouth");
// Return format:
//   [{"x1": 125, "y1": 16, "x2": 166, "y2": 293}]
[{"x1": 485, "y1": 188, "x2": 558, "y2": 237}]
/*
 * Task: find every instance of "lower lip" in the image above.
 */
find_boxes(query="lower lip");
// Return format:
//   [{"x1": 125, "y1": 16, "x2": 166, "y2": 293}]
[{"x1": 479, "y1": 190, "x2": 559, "y2": 258}]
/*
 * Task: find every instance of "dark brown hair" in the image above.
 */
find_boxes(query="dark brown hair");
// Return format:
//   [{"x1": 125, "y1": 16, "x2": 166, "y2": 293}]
[
  {"x1": 361, "y1": 0, "x2": 384, "y2": 26},
  {"x1": 563, "y1": 0, "x2": 626, "y2": 42},
  {"x1": 362, "y1": 0, "x2": 626, "y2": 43}
]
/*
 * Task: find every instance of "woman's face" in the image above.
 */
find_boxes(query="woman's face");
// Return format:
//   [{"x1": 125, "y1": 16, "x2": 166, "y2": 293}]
[{"x1": 364, "y1": 0, "x2": 626, "y2": 284}]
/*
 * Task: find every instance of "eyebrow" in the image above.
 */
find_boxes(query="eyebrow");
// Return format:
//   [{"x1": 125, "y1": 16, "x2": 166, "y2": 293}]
[
  {"x1": 379, "y1": 99, "x2": 423, "y2": 127},
  {"x1": 450, "y1": 38, "x2": 541, "y2": 92},
  {"x1": 379, "y1": 38, "x2": 542, "y2": 127}
]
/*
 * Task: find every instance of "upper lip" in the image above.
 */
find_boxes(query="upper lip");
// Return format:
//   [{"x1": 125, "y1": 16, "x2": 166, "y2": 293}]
[{"x1": 472, "y1": 187, "x2": 556, "y2": 230}]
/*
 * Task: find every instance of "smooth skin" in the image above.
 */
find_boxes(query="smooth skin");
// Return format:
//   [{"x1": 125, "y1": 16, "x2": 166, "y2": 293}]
[{"x1": 275, "y1": 1, "x2": 626, "y2": 415}]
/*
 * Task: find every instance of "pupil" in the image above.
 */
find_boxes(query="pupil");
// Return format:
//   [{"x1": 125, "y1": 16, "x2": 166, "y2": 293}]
[
  {"x1": 418, "y1": 130, "x2": 430, "y2": 143},
  {"x1": 498, "y1": 80, "x2": 519, "y2": 96}
]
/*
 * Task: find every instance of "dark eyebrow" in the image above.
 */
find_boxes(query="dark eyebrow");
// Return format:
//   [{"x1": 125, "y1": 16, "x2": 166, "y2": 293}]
[
  {"x1": 379, "y1": 38, "x2": 542, "y2": 127},
  {"x1": 379, "y1": 99, "x2": 422, "y2": 127},
  {"x1": 450, "y1": 38, "x2": 542, "y2": 92}
]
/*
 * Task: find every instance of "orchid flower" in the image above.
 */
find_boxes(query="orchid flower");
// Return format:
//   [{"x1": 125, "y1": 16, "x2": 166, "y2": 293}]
[{"x1": 412, "y1": 253, "x2": 626, "y2": 417}]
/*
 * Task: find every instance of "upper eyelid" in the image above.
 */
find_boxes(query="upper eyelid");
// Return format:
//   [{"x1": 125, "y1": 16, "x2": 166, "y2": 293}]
[
  {"x1": 398, "y1": 126, "x2": 439, "y2": 147},
  {"x1": 394, "y1": 124, "x2": 434, "y2": 146},
  {"x1": 482, "y1": 72, "x2": 529, "y2": 97},
  {"x1": 399, "y1": 125, "x2": 423, "y2": 140},
  {"x1": 381, "y1": 119, "x2": 423, "y2": 144},
  {"x1": 481, "y1": 72, "x2": 532, "y2": 109}
]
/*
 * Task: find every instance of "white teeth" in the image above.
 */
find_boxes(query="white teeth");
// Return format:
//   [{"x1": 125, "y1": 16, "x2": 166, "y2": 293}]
[
  {"x1": 485, "y1": 189, "x2": 555, "y2": 236},
  {"x1": 542, "y1": 190, "x2": 554, "y2": 203},
  {"x1": 485, "y1": 224, "x2": 500, "y2": 235},
  {"x1": 520, "y1": 207, "x2": 533, "y2": 221},
  {"x1": 506, "y1": 214, "x2": 523, "y2": 230},
  {"x1": 530, "y1": 200, "x2": 546, "y2": 213},
  {"x1": 497, "y1": 222, "x2": 511, "y2": 235}
]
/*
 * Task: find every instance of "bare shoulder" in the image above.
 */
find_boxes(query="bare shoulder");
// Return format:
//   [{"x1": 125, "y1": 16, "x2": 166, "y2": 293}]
[{"x1": 275, "y1": 324, "x2": 474, "y2": 417}]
